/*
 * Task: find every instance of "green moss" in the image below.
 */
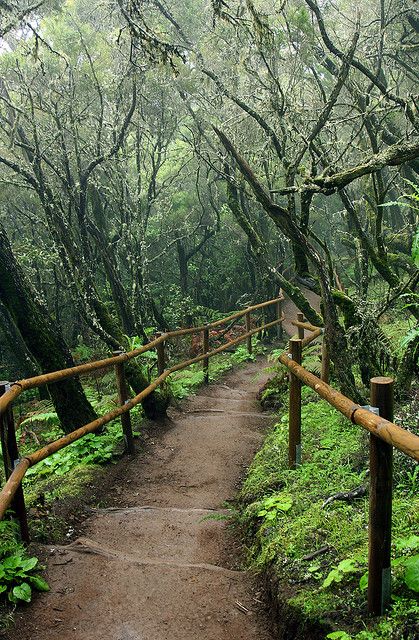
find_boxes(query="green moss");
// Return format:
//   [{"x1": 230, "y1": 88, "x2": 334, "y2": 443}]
[{"x1": 237, "y1": 391, "x2": 419, "y2": 639}]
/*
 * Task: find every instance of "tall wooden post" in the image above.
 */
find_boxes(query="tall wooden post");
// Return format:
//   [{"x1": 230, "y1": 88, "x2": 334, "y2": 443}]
[
  {"x1": 276, "y1": 298, "x2": 283, "y2": 340},
  {"x1": 203, "y1": 327, "x2": 209, "y2": 384},
  {"x1": 321, "y1": 332, "x2": 330, "y2": 384},
  {"x1": 155, "y1": 333, "x2": 165, "y2": 377},
  {"x1": 113, "y1": 354, "x2": 135, "y2": 455},
  {"x1": 288, "y1": 339, "x2": 302, "y2": 469},
  {"x1": 245, "y1": 312, "x2": 252, "y2": 354},
  {"x1": 368, "y1": 377, "x2": 394, "y2": 615},
  {"x1": 297, "y1": 312, "x2": 305, "y2": 340},
  {"x1": 0, "y1": 382, "x2": 30, "y2": 543}
]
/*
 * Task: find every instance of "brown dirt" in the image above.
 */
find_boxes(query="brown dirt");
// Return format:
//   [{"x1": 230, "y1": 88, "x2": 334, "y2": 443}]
[
  {"x1": 281, "y1": 286, "x2": 321, "y2": 337},
  {"x1": 8, "y1": 359, "x2": 276, "y2": 640}
]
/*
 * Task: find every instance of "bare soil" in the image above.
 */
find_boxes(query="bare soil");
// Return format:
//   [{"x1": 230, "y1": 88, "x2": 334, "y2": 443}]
[
  {"x1": 281, "y1": 286, "x2": 321, "y2": 337},
  {"x1": 7, "y1": 359, "x2": 276, "y2": 640}
]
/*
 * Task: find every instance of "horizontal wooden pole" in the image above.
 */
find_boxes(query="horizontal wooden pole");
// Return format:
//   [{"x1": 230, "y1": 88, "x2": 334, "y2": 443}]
[
  {"x1": 167, "y1": 296, "x2": 284, "y2": 337},
  {"x1": 278, "y1": 354, "x2": 419, "y2": 462},
  {"x1": 0, "y1": 316, "x2": 283, "y2": 520},
  {"x1": 0, "y1": 336, "x2": 167, "y2": 416},
  {"x1": 0, "y1": 297, "x2": 284, "y2": 417},
  {"x1": 291, "y1": 320, "x2": 322, "y2": 332}
]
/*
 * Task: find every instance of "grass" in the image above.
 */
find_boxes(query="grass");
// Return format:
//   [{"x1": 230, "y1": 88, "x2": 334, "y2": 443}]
[{"x1": 236, "y1": 370, "x2": 419, "y2": 640}]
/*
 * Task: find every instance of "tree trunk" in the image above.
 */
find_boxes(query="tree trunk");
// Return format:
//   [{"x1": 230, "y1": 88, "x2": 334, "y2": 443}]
[
  {"x1": 0, "y1": 224, "x2": 97, "y2": 434},
  {"x1": 0, "y1": 299, "x2": 40, "y2": 380},
  {"x1": 395, "y1": 333, "x2": 418, "y2": 400}
]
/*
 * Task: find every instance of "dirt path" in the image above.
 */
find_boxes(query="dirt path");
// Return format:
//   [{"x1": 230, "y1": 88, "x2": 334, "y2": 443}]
[
  {"x1": 10, "y1": 360, "x2": 275, "y2": 640},
  {"x1": 281, "y1": 286, "x2": 321, "y2": 336}
]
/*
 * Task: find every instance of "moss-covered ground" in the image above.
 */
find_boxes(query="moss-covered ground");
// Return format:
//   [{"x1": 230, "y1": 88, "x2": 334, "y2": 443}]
[{"x1": 236, "y1": 352, "x2": 419, "y2": 639}]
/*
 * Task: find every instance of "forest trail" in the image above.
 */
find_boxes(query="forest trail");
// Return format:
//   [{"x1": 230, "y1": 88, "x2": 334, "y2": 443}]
[
  {"x1": 8, "y1": 290, "x2": 321, "y2": 640},
  {"x1": 281, "y1": 286, "x2": 321, "y2": 336},
  {"x1": 10, "y1": 360, "x2": 277, "y2": 640}
]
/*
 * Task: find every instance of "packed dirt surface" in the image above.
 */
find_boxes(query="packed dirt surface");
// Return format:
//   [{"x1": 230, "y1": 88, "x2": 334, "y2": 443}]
[
  {"x1": 281, "y1": 286, "x2": 321, "y2": 337},
  {"x1": 9, "y1": 360, "x2": 276, "y2": 640}
]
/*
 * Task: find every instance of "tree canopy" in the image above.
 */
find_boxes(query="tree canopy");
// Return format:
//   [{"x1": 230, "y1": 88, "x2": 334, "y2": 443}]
[{"x1": 0, "y1": 0, "x2": 418, "y2": 417}]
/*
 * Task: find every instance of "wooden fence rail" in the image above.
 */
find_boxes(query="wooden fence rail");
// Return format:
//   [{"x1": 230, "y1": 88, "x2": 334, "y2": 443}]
[
  {"x1": 280, "y1": 328, "x2": 419, "y2": 617},
  {"x1": 1, "y1": 297, "x2": 418, "y2": 619},
  {"x1": 0, "y1": 296, "x2": 284, "y2": 533}
]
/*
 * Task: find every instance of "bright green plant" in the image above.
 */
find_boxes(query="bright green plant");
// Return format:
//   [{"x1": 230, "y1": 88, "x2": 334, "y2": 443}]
[
  {"x1": 25, "y1": 421, "x2": 122, "y2": 478},
  {"x1": 123, "y1": 334, "x2": 144, "y2": 351},
  {"x1": 322, "y1": 558, "x2": 360, "y2": 588},
  {"x1": 20, "y1": 409, "x2": 60, "y2": 430},
  {"x1": 257, "y1": 493, "x2": 293, "y2": 522},
  {"x1": 392, "y1": 554, "x2": 419, "y2": 593},
  {"x1": 0, "y1": 521, "x2": 49, "y2": 604},
  {"x1": 326, "y1": 632, "x2": 351, "y2": 640}
]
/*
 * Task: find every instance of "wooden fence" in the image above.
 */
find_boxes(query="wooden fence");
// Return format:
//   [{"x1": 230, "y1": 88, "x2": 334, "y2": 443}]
[
  {"x1": 0, "y1": 295, "x2": 418, "y2": 618},
  {"x1": 279, "y1": 320, "x2": 418, "y2": 617},
  {"x1": 0, "y1": 295, "x2": 284, "y2": 536}
]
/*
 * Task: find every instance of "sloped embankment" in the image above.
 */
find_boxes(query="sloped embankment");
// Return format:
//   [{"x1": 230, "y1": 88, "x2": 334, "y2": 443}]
[{"x1": 237, "y1": 380, "x2": 419, "y2": 640}]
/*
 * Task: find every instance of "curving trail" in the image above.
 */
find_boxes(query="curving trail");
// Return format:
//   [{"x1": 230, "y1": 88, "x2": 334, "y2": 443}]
[
  {"x1": 281, "y1": 286, "x2": 321, "y2": 337},
  {"x1": 9, "y1": 360, "x2": 275, "y2": 640}
]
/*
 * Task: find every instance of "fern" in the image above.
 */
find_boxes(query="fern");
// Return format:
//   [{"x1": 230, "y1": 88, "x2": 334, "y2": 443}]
[{"x1": 400, "y1": 326, "x2": 419, "y2": 349}]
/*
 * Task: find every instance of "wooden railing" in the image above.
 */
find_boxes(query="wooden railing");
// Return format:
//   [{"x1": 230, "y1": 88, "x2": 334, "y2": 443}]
[
  {"x1": 279, "y1": 320, "x2": 419, "y2": 617},
  {"x1": 0, "y1": 295, "x2": 285, "y2": 540},
  {"x1": 1, "y1": 297, "x2": 418, "y2": 618}
]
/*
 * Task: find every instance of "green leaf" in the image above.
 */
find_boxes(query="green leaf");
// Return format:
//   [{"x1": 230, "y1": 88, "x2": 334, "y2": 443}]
[
  {"x1": 20, "y1": 557, "x2": 38, "y2": 572},
  {"x1": 395, "y1": 535, "x2": 419, "y2": 553},
  {"x1": 403, "y1": 555, "x2": 419, "y2": 592},
  {"x1": 326, "y1": 631, "x2": 351, "y2": 639},
  {"x1": 359, "y1": 572, "x2": 368, "y2": 591},
  {"x1": 11, "y1": 582, "x2": 32, "y2": 603},
  {"x1": 276, "y1": 501, "x2": 292, "y2": 512},
  {"x1": 337, "y1": 559, "x2": 357, "y2": 573},
  {"x1": 29, "y1": 575, "x2": 50, "y2": 592},
  {"x1": 2, "y1": 555, "x2": 23, "y2": 570},
  {"x1": 323, "y1": 569, "x2": 341, "y2": 588}
]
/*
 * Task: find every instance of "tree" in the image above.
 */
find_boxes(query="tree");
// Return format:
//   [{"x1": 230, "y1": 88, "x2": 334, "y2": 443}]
[{"x1": 0, "y1": 223, "x2": 97, "y2": 433}]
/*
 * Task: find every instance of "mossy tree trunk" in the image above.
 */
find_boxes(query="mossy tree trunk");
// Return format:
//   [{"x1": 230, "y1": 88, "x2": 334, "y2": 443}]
[{"x1": 0, "y1": 224, "x2": 97, "y2": 434}]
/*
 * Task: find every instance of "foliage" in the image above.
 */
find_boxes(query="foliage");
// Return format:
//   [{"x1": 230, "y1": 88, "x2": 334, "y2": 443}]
[
  {"x1": 0, "y1": 521, "x2": 49, "y2": 605},
  {"x1": 322, "y1": 559, "x2": 359, "y2": 589},
  {"x1": 236, "y1": 375, "x2": 419, "y2": 639},
  {"x1": 257, "y1": 493, "x2": 293, "y2": 521}
]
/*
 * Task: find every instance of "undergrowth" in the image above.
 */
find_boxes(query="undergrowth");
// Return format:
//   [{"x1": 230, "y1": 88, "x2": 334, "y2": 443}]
[
  {"x1": 0, "y1": 520, "x2": 49, "y2": 630},
  {"x1": 237, "y1": 372, "x2": 419, "y2": 640}
]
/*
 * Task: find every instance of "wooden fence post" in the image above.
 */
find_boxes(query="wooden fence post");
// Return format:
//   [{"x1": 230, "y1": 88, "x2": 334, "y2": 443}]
[
  {"x1": 288, "y1": 338, "x2": 302, "y2": 469},
  {"x1": 155, "y1": 333, "x2": 165, "y2": 377},
  {"x1": 203, "y1": 327, "x2": 209, "y2": 383},
  {"x1": 321, "y1": 332, "x2": 330, "y2": 384},
  {"x1": 113, "y1": 354, "x2": 135, "y2": 455},
  {"x1": 245, "y1": 312, "x2": 252, "y2": 354},
  {"x1": 276, "y1": 297, "x2": 283, "y2": 340},
  {"x1": 0, "y1": 382, "x2": 30, "y2": 543},
  {"x1": 368, "y1": 376, "x2": 394, "y2": 616},
  {"x1": 297, "y1": 312, "x2": 305, "y2": 340}
]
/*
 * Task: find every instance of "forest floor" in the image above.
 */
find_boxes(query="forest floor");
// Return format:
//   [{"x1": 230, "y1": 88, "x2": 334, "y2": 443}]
[{"x1": 5, "y1": 359, "x2": 278, "y2": 640}]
